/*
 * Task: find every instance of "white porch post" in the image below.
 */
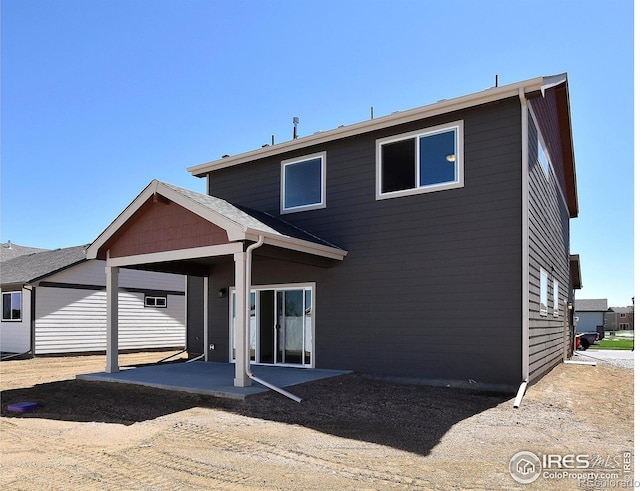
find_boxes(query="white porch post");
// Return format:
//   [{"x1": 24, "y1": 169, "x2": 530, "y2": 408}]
[
  {"x1": 106, "y1": 266, "x2": 119, "y2": 373},
  {"x1": 233, "y1": 251, "x2": 250, "y2": 387}
]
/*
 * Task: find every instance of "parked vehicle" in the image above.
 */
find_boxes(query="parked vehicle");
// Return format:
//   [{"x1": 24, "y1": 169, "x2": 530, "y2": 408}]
[{"x1": 576, "y1": 332, "x2": 599, "y2": 350}]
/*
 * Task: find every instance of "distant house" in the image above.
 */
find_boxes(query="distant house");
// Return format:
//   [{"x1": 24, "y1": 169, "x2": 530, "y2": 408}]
[
  {"x1": 87, "y1": 73, "x2": 579, "y2": 393},
  {"x1": 0, "y1": 245, "x2": 186, "y2": 355},
  {"x1": 0, "y1": 241, "x2": 48, "y2": 262},
  {"x1": 574, "y1": 299, "x2": 608, "y2": 333},
  {"x1": 605, "y1": 306, "x2": 634, "y2": 331}
]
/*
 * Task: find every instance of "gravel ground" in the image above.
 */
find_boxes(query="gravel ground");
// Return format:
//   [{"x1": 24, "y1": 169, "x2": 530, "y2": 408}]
[{"x1": 0, "y1": 352, "x2": 634, "y2": 490}]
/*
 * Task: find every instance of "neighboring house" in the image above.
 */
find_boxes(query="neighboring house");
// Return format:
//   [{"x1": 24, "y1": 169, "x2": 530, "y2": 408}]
[
  {"x1": 87, "y1": 73, "x2": 579, "y2": 393},
  {"x1": 1, "y1": 241, "x2": 48, "y2": 262},
  {"x1": 605, "y1": 306, "x2": 634, "y2": 331},
  {"x1": 574, "y1": 299, "x2": 608, "y2": 333},
  {"x1": 0, "y1": 245, "x2": 186, "y2": 355}
]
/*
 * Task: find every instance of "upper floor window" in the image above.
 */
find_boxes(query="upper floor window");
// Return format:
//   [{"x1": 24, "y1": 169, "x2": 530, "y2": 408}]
[
  {"x1": 539, "y1": 268, "x2": 548, "y2": 316},
  {"x1": 376, "y1": 121, "x2": 463, "y2": 200},
  {"x1": 281, "y1": 152, "x2": 326, "y2": 213},
  {"x1": 620, "y1": 313, "x2": 627, "y2": 318},
  {"x1": 2, "y1": 291, "x2": 22, "y2": 321}
]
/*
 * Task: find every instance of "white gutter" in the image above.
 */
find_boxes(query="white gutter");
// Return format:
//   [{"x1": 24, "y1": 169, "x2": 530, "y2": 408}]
[
  {"x1": 515, "y1": 87, "x2": 530, "y2": 409},
  {"x1": 243, "y1": 236, "x2": 302, "y2": 403},
  {"x1": 189, "y1": 75, "x2": 561, "y2": 176}
]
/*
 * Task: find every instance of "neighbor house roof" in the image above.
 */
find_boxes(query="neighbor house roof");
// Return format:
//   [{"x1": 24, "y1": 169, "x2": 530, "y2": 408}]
[
  {"x1": 187, "y1": 73, "x2": 577, "y2": 217},
  {"x1": 0, "y1": 245, "x2": 88, "y2": 287},
  {"x1": 574, "y1": 299, "x2": 609, "y2": 312},
  {"x1": 609, "y1": 306, "x2": 633, "y2": 314},
  {"x1": 0, "y1": 242, "x2": 49, "y2": 263}
]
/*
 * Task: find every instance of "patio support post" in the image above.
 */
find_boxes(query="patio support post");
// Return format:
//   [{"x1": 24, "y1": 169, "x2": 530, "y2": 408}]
[
  {"x1": 233, "y1": 251, "x2": 250, "y2": 387},
  {"x1": 106, "y1": 265, "x2": 120, "y2": 373}
]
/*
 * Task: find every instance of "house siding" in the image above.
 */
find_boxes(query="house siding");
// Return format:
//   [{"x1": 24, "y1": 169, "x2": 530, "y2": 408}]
[
  {"x1": 206, "y1": 98, "x2": 524, "y2": 389},
  {"x1": 527, "y1": 106, "x2": 572, "y2": 382},
  {"x1": 0, "y1": 287, "x2": 32, "y2": 353},
  {"x1": 35, "y1": 287, "x2": 185, "y2": 354}
]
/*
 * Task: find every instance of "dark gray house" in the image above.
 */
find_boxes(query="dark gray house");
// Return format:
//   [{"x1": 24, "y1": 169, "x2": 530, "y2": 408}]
[{"x1": 87, "y1": 73, "x2": 579, "y2": 394}]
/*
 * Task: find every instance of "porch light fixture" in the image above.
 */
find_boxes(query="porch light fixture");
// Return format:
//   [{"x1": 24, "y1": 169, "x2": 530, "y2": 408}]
[
  {"x1": 218, "y1": 288, "x2": 227, "y2": 298},
  {"x1": 446, "y1": 154, "x2": 456, "y2": 162}
]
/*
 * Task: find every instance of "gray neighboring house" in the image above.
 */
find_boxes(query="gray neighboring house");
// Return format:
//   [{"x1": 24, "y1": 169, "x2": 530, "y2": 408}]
[
  {"x1": 574, "y1": 299, "x2": 608, "y2": 333},
  {"x1": 0, "y1": 241, "x2": 48, "y2": 262},
  {"x1": 87, "y1": 73, "x2": 579, "y2": 394},
  {"x1": 0, "y1": 245, "x2": 186, "y2": 356},
  {"x1": 605, "y1": 306, "x2": 634, "y2": 331}
]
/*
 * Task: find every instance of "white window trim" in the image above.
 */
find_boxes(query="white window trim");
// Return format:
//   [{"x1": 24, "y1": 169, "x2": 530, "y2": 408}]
[
  {"x1": 376, "y1": 120, "x2": 464, "y2": 200},
  {"x1": 280, "y1": 152, "x2": 326, "y2": 214},
  {"x1": 539, "y1": 268, "x2": 548, "y2": 316},
  {"x1": 1, "y1": 291, "x2": 22, "y2": 322},
  {"x1": 144, "y1": 295, "x2": 167, "y2": 308},
  {"x1": 529, "y1": 106, "x2": 551, "y2": 179}
]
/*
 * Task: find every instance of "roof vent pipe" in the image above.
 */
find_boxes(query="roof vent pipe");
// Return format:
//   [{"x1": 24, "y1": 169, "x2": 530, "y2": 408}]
[{"x1": 293, "y1": 117, "x2": 299, "y2": 139}]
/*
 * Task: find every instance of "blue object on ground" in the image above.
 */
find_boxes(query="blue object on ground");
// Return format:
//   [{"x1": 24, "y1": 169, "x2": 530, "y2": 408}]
[{"x1": 7, "y1": 401, "x2": 38, "y2": 413}]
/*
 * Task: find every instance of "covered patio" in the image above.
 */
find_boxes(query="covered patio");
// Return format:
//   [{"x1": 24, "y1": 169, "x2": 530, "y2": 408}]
[
  {"x1": 85, "y1": 180, "x2": 347, "y2": 399},
  {"x1": 77, "y1": 361, "x2": 350, "y2": 400}
]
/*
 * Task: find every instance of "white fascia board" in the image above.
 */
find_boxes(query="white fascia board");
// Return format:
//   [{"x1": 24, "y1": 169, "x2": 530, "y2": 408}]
[
  {"x1": 106, "y1": 243, "x2": 244, "y2": 268},
  {"x1": 247, "y1": 231, "x2": 347, "y2": 261},
  {"x1": 188, "y1": 75, "x2": 557, "y2": 177}
]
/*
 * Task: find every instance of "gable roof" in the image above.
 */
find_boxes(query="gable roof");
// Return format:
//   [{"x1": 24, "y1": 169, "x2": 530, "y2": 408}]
[
  {"x1": 0, "y1": 242, "x2": 49, "y2": 263},
  {"x1": 575, "y1": 299, "x2": 609, "y2": 312},
  {"x1": 0, "y1": 245, "x2": 88, "y2": 286},
  {"x1": 87, "y1": 180, "x2": 347, "y2": 263}
]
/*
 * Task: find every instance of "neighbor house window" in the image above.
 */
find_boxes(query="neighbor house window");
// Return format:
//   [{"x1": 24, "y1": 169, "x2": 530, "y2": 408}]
[
  {"x1": 620, "y1": 313, "x2": 627, "y2": 318},
  {"x1": 144, "y1": 295, "x2": 167, "y2": 308},
  {"x1": 539, "y1": 269, "x2": 548, "y2": 316},
  {"x1": 2, "y1": 291, "x2": 21, "y2": 321},
  {"x1": 553, "y1": 280, "x2": 559, "y2": 317},
  {"x1": 281, "y1": 152, "x2": 326, "y2": 213},
  {"x1": 376, "y1": 121, "x2": 463, "y2": 199}
]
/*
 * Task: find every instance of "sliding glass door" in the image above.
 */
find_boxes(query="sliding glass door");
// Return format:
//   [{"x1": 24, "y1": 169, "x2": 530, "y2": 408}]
[{"x1": 231, "y1": 285, "x2": 313, "y2": 367}]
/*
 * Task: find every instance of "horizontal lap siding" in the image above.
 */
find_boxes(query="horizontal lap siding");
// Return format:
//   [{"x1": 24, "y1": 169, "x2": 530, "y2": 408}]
[
  {"x1": 44, "y1": 260, "x2": 186, "y2": 292},
  {"x1": 527, "y1": 107, "x2": 571, "y2": 382},
  {"x1": 208, "y1": 99, "x2": 524, "y2": 388},
  {"x1": 34, "y1": 287, "x2": 185, "y2": 354}
]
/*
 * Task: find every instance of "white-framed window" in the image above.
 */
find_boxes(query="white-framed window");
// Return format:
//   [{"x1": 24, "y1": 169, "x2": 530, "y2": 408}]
[
  {"x1": 539, "y1": 268, "x2": 548, "y2": 316},
  {"x1": 281, "y1": 152, "x2": 326, "y2": 213},
  {"x1": 620, "y1": 313, "x2": 627, "y2": 318},
  {"x1": 2, "y1": 291, "x2": 22, "y2": 321},
  {"x1": 619, "y1": 323, "x2": 630, "y2": 329},
  {"x1": 376, "y1": 121, "x2": 463, "y2": 200},
  {"x1": 144, "y1": 295, "x2": 167, "y2": 308},
  {"x1": 530, "y1": 106, "x2": 551, "y2": 178},
  {"x1": 553, "y1": 279, "x2": 559, "y2": 317}
]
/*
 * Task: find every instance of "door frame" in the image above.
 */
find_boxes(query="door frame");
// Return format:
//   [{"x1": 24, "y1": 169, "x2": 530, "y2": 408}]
[{"x1": 229, "y1": 282, "x2": 316, "y2": 368}]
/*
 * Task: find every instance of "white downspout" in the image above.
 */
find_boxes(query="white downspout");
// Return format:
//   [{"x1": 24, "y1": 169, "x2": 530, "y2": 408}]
[
  {"x1": 244, "y1": 236, "x2": 302, "y2": 403},
  {"x1": 514, "y1": 87, "x2": 530, "y2": 408}
]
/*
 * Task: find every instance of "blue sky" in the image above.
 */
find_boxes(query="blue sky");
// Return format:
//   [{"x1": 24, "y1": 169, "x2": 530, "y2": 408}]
[{"x1": 1, "y1": 0, "x2": 634, "y2": 306}]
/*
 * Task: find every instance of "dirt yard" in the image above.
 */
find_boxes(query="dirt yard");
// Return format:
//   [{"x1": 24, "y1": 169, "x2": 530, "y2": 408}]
[{"x1": 0, "y1": 352, "x2": 633, "y2": 490}]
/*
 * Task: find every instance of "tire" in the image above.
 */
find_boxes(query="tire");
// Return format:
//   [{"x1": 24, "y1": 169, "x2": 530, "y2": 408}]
[{"x1": 580, "y1": 337, "x2": 590, "y2": 350}]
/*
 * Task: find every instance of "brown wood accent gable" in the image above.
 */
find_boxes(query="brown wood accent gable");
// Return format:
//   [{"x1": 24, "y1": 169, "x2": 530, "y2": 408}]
[{"x1": 104, "y1": 198, "x2": 232, "y2": 258}]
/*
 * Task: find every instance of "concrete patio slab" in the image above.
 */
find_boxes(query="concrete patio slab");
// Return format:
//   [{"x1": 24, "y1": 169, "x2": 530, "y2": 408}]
[{"x1": 77, "y1": 361, "x2": 350, "y2": 400}]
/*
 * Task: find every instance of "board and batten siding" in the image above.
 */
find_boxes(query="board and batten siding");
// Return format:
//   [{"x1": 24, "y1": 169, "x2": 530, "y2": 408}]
[
  {"x1": 527, "y1": 108, "x2": 572, "y2": 383},
  {"x1": 34, "y1": 287, "x2": 185, "y2": 354},
  {"x1": 0, "y1": 287, "x2": 32, "y2": 353},
  {"x1": 207, "y1": 98, "x2": 524, "y2": 390}
]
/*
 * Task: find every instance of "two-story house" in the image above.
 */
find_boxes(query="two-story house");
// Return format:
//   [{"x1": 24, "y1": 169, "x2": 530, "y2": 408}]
[{"x1": 87, "y1": 73, "x2": 579, "y2": 395}]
